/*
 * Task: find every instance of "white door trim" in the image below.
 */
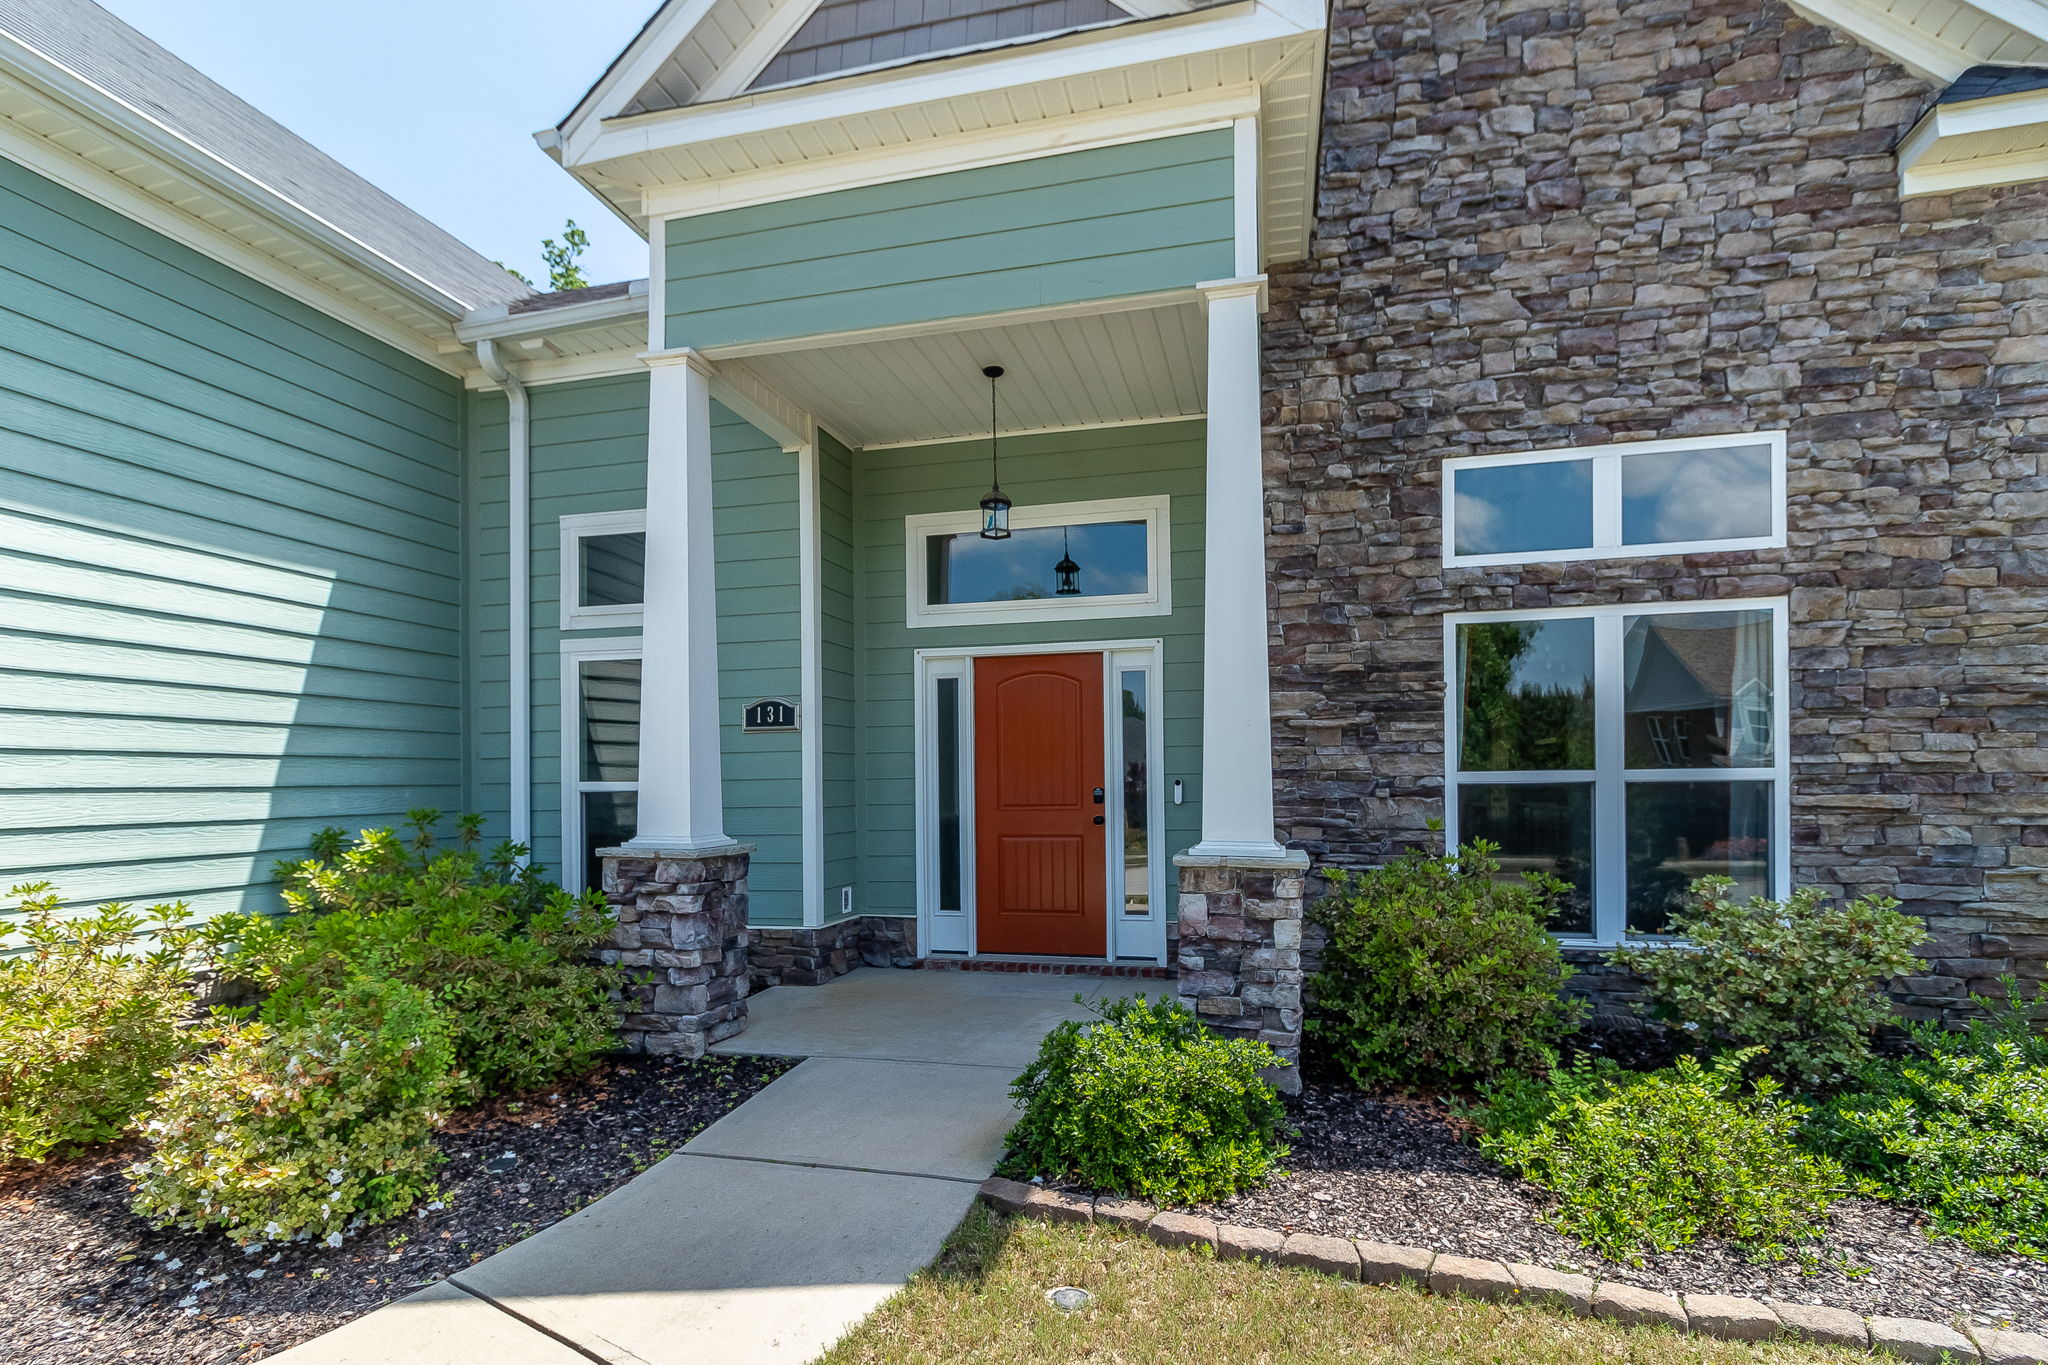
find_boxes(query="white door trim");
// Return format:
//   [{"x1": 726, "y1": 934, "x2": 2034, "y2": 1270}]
[{"x1": 913, "y1": 638, "x2": 1168, "y2": 964}]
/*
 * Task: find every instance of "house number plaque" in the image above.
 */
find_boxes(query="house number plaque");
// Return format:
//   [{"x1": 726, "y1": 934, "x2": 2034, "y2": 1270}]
[{"x1": 742, "y1": 698, "x2": 799, "y2": 732}]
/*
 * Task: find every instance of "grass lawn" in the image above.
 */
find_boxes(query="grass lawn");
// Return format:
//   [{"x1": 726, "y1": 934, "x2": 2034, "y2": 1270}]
[{"x1": 823, "y1": 1208, "x2": 1865, "y2": 1365}]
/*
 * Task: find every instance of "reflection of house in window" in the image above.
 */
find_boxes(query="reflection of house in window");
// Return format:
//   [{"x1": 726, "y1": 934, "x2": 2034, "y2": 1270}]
[{"x1": 1622, "y1": 612, "x2": 1773, "y2": 770}]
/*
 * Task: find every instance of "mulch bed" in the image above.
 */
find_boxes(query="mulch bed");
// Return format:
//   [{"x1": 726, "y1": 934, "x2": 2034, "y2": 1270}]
[
  {"x1": 1182, "y1": 1036, "x2": 2048, "y2": 1333},
  {"x1": 0, "y1": 1053, "x2": 794, "y2": 1365}
]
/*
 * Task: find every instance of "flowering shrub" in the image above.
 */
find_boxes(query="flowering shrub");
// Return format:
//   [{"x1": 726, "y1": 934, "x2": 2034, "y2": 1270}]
[
  {"x1": 128, "y1": 976, "x2": 453, "y2": 1244},
  {"x1": 1002, "y1": 995, "x2": 1290, "y2": 1204},
  {"x1": 1307, "y1": 841, "x2": 1584, "y2": 1087},
  {"x1": 1611, "y1": 877, "x2": 1926, "y2": 1087},
  {"x1": 1808, "y1": 981, "x2": 2048, "y2": 1259},
  {"x1": 209, "y1": 811, "x2": 618, "y2": 1103},
  {"x1": 1477, "y1": 1051, "x2": 1845, "y2": 1262},
  {"x1": 1, "y1": 884, "x2": 202, "y2": 1164}
]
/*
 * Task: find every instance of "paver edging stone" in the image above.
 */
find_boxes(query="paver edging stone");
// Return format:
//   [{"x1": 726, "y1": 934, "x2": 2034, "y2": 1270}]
[{"x1": 978, "y1": 1180, "x2": 2017, "y2": 1359}]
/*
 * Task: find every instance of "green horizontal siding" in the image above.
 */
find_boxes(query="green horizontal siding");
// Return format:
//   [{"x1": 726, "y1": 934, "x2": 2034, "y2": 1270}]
[
  {"x1": 466, "y1": 378, "x2": 803, "y2": 920},
  {"x1": 0, "y1": 154, "x2": 465, "y2": 919},
  {"x1": 664, "y1": 131, "x2": 1235, "y2": 349},
  {"x1": 855, "y1": 420, "x2": 1207, "y2": 919}
]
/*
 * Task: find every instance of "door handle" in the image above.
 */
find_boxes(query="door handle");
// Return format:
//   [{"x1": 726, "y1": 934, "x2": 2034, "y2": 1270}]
[
  {"x1": 1092, "y1": 787, "x2": 1105, "y2": 804},
  {"x1": 1092, "y1": 815, "x2": 1105, "y2": 825}
]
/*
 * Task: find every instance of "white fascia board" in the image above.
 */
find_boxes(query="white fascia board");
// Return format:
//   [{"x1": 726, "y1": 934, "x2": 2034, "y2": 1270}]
[
  {"x1": 1784, "y1": 0, "x2": 1978, "y2": 82},
  {"x1": 457, "y1": 280, "x2": 651, "y2": 343},
  {"x1": 462, "y1": 346, "x2": 650, "y2": 390},
  {"x1": 556, "y1": 0, "x2": 723, "y2": 155},
  {"x1": 1899, "y1": 88, "x2": 2048, "y2": 194},
  {"x1": 695, "y1": 0, "x2": 830, "y2": 104},
  {"x1": 569, "y1": 0, "x2": 1311, "y2": 169},
  {"x1": 0, "y1": 33, "x2": 481, "y2": 319},
  {"x1": 0, "y1": 90, "x2": 466, "y2": 375},
  {"x1": 640, "y1": 82, "x2": 1259, "y2": 218}
]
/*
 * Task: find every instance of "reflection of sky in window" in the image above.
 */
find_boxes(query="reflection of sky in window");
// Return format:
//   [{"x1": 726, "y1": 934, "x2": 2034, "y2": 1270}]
[
  {"x1": 1623, "y1": 444, "x2": 1772, "y2": 545},
  {"x1": 1454, "y1": 460, "x2": 1593, "y2": 555},
  {"x1": 1504, "y1": 617, "x2": 1595, "y2": 695},
  {"x1": 929, "y1": 521, "x2": 1147, "y2": 604}
]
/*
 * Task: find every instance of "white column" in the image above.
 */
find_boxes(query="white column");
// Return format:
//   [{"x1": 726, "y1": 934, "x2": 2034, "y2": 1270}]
[
  {"x1": 625, "y1": 349, "x2": 736, "y2": 854},
  {"x1": 1189, "y1": 276, "x2": 1286, "y2": 862}
]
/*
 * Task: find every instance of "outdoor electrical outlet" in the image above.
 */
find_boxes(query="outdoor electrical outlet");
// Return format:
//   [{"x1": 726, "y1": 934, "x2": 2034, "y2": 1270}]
[{"x1": 840, "y1": 886, "x2": 854, "y2": 915}]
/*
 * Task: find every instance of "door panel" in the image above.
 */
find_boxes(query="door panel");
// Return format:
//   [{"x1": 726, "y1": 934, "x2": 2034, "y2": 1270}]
[{"x1": 974, "y1": 653, "x2": 1106, "y2": 956}]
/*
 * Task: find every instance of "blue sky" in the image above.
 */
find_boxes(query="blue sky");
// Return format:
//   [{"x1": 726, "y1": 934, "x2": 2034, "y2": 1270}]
[{"x1": 97, "y1": 0, "x2": 662, "y2": 288}]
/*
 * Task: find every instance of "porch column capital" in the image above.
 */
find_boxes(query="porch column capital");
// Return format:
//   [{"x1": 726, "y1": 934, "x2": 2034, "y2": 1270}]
[
  {"x1": 1195, "y1": 273, "x2": 1269, "y2": 314},
  {"x1": 1186, "y1": 279, "x2": 1287, "y2": 863},
  {"x1": 623, "y1": 351, "x2": 738, "y2": 857},
  {"x1": 639, "y1": 346, "x2": 719, "y2": 380}
]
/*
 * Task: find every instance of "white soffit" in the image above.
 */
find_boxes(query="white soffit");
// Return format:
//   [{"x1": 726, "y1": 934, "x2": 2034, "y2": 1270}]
[
  {"x1": 718, "y1": 297, "x2": 1207, "y2": 447},
  {"x1": 1787, "y1": 0, "x2": 2048, "y2": 83},
  {"x1": 1898, "y1": 84, "x2": 2048, "y2": 192}
]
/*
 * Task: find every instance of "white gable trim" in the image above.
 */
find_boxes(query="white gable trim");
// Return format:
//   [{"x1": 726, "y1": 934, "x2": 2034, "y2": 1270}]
[
  {"x1": 696, "y1": 0, "x2": 830, "y2": 103},
  {"x1": 553, "y1": 0, "x2": 726, "y2": 152},
  {"x1": 641, "y1": 82, "x2": 1255, "y2": 218}
]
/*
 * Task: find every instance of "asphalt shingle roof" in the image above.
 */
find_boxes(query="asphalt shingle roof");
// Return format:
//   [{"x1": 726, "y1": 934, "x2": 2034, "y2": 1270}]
[
  {"x1": 0, "y1": 0, "x2": 533, "y2": 313},
  {"x1": 1939, "y1": 64, "x2": 2048, "y2": 104}
]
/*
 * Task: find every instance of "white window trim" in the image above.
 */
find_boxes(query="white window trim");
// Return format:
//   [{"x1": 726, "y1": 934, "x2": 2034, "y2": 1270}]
[
  {"x1": 559, "y1": 509, "x2": 648, "y2": 631},
  {"x1": 904, "y1": 494, "x2": 1172, "y2": 629},
  {"x1": 1442, "y1": 431, "x2": 1788, "y2": 568},
  {"x1": 560, "y1": 635, "x2": 644, "y2": 896},
  {"x1": 913, "y1": 639, "x2": 1170, "y2": 965},
  {"x1": 1441, "y1": 598, "x2": 1793, "y2": 946}
]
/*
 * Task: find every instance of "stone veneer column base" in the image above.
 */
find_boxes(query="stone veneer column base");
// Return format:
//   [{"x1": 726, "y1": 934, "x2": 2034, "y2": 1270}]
[
  {"x1": 597, "y1": 844, "x2": 754, "y2": 1058},
  {"x1": 1173, "y1": 849, "x2": 1312, "y2": 1094}
]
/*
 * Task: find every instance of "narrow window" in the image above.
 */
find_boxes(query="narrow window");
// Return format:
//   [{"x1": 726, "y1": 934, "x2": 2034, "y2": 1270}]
[
  {"x1": 925, "y1": 520, "x2": 1148, "y2": 605},
  {"x1": 579, "y1": 531, "x2": 646, "y2": 609},
  {"x1": 573, "y1": 657, "x2": 640, "y2": 893},
  {"x1": 1119, "y1": 669, "x2": 1150, "y2": 916},
  {"x1": 935, "y1": 676, "x2": 963, "y2": 913}
]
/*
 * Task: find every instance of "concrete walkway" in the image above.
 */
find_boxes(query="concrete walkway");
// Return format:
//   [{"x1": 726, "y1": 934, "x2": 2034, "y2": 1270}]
[{"x1": 274, "y1": 971, "x2": 1136, "y2": 1364}]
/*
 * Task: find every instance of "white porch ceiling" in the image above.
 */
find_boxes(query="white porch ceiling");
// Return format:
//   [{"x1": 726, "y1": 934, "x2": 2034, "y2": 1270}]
[{"x1": 721, "y1": 297, "x2": 1206, "y2": 447}]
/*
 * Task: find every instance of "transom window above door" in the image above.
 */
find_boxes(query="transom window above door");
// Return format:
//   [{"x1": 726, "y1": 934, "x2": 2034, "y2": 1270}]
[
  {"x1": 1443, "y1": 431, "x2": 1786, "y2": 567},
  {"x1": 1444, "y1": 600, "x2": 1791, "y2": 943},
  {"x1": 905, "y1": 495, "x2": 1171, "y2": 628}
]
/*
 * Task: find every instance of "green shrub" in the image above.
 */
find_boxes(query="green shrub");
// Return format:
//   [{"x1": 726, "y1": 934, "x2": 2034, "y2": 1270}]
[
  {"x1": 1611, "y1": 877, "x2": 1926, "y2": 1087},
  {"x1": 1479, "y1": 1051, "x2": 1844, "y2": 1262},
  {"x1": 1306, "y1": 841, "x2": 1584, "y2": 1087},
  {"x1": 1807, "y1": 981, "x2": 2048, "y2": 1258},
  {"x1": 128, "y1": 976, "x2": 454, "y2": 1244},
  {"x1": 0, "y1": 884, "x2": 202, "y2": 1164},
  {"x1": 1001, "y1": 994, "x2": 1289, "y2": 1204},
  {"x1": 208, "y1": 811, "x2": 618, "y2": 1104}
]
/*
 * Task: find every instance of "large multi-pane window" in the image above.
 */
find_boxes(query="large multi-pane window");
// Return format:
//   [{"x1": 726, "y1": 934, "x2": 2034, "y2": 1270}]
[
  {"x1": 562, "y1": 647, "x2": 641, "y2": 894},
  {"x1": 1445, "y1": 601, "x2": 1789, "y2": 940}
]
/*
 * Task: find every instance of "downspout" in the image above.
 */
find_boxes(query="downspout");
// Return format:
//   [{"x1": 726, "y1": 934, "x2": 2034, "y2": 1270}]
[{"x1": 476, "y1": 339, "x2": 532, "y2": 859}]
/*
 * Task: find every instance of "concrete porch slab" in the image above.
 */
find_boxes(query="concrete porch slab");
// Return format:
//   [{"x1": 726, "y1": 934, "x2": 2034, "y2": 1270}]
[
  {"x1": 266, "y1": 1279, "x2": 590, "y2": 1365},
  {"x1": 453, "y1": 1153, "x2": 981, "y2": 1365},
  {"x1": 716, "y1": 965, "x2": 1149, "y2": 1068},
  {"x1": 684, "y1": 1055, "x2": 1018, "y2": 1179}
]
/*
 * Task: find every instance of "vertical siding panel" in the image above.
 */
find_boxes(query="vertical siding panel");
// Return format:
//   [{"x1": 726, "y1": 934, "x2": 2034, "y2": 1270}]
[{"x1": 0, "y1": 157, "x2": 464, "y2": 919}]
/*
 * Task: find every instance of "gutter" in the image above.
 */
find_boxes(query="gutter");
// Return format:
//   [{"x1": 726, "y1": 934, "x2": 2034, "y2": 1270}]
[
  {"x1": 456, "y1": 280, "x2": 650, "y2": 344},
  {"x1": 475, "y1": 340, "x2": 534, "y2": 860}
]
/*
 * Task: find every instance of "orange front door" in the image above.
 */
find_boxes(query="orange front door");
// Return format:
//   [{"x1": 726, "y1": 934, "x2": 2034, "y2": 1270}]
[{"x1": 974, "y1": 652, "x2": 1107, "y2": 956}]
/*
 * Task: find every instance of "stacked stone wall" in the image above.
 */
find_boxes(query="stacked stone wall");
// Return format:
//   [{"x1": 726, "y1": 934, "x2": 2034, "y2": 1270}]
[
  {"x1": 598, "y1": 848, "x2": 752, "y2": 1056},
  {"x1": 1263, "y1": 0, "x2": 2048, "y2": 1018}
]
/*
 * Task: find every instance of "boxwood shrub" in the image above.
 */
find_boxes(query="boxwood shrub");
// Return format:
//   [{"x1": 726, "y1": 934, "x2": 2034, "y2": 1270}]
[{"x1": 1001, "y1": 994, "x2": 1289, "y2": 1204}]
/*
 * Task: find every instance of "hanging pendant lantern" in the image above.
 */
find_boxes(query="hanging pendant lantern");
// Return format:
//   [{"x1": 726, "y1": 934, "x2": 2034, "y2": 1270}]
[
  {"x1": 1054, "y1": 525, "x2": 1081, "y2": 596},
  {"x1": 978, "y1": 364, "x2": 1011, "y2": 540}
]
